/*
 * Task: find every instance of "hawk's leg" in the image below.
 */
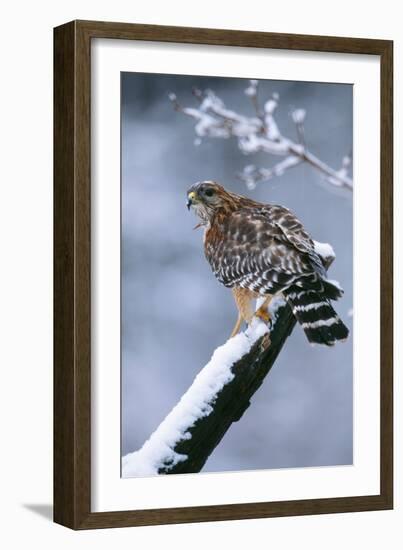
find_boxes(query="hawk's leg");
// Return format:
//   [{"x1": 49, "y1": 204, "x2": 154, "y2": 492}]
[
  {"x1": 230, "y1": 287, "x2": 255, "y2": 337},
  {"x1": 255, "y1": 295, "x2": 273, "y2": 324},
  {"x1": 230, "y1": 313, "x2": 243, "y2": 338}
]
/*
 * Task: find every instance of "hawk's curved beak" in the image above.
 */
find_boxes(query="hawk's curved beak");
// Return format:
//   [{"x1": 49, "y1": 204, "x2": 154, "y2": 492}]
[{"x1": 187, "y1": 191, "x2": 197, "y2": 210}]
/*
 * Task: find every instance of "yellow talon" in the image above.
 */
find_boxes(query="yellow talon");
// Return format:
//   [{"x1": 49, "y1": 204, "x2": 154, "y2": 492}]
[{"x1": 255, "y1": 308, "x2": 271, "y2": 324}]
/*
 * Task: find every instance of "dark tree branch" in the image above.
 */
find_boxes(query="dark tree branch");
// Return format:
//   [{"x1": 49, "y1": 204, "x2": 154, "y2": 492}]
[{"x1": 162, "y1": 301, "x2": 296, "y2": 474}]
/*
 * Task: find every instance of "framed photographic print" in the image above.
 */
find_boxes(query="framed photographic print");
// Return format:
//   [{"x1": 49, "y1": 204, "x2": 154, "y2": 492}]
[{"x1": 54, "y1": 20, "x2": 393, "y2": 529}]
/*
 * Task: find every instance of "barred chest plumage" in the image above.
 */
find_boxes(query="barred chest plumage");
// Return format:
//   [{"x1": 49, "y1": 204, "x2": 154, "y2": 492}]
[{"x1": 204, "y1": 206, "x2": 304, "y2": 294}]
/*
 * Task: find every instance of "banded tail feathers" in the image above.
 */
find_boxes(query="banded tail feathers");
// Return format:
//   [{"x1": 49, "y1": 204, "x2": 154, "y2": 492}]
[{"x1": 284, "y1": 279, "x2": 349, "y2": 346}]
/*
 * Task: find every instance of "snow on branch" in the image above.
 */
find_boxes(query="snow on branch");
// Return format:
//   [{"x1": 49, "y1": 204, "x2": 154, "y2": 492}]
[
  {"x1": 123, "y1": 243, "x2": 335, "y2": 477},
  {"x1": 169, "y1": 81, "x2": 353, "y2": 192}
]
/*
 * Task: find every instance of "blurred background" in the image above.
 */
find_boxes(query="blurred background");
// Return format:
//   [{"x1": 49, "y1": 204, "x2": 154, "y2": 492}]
[{"x1": 121, "y1": 72, "x2": 353, "y2": 475}]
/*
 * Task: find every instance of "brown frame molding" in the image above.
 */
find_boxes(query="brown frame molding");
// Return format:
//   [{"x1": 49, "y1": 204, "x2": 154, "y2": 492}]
[{"x1": 54, "y1": 20, "x2": 393, "y2": 529}]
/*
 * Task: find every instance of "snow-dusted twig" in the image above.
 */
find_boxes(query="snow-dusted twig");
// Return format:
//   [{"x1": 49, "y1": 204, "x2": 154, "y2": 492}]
[
  {"x1": 123, "y1": 245, "x2": 335, "y2": 477},
  {"x1": 240, "y1": 157, "x2": 302, "y2": 190},
  {"x1": 169, "y1": 81, "x2": 353, "y2": 192},
  {"x1": 292, "y1": 108, "x2": 307, "y2": 148}
]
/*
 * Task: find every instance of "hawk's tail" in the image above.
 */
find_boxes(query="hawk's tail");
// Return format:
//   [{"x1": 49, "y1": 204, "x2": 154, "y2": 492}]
[{"x1": 283, "y1": 280, "x2": 349, "y2": 346}]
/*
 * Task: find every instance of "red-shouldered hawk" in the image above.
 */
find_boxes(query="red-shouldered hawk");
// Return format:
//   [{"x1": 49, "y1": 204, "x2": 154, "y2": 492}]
[{"x1": 187, "y1": 181, "x2": 349, "y2": 346}]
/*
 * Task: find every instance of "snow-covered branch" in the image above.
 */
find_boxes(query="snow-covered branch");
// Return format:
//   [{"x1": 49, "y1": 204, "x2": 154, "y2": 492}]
[
  {"x1": 169, "y1": 81, "x2": 353, "y2": 192},
  {"x1": 122, "y1": 317, "x2": 271, "y2": 477},
  {"x1": 123, "y1": 244, "x2": 335, "y2": 477}
]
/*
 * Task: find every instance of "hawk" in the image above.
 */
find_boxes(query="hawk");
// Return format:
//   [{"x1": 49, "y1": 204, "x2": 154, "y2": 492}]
[{"x1": 187, "y1": 181, "x2": 349, "y2": 346}]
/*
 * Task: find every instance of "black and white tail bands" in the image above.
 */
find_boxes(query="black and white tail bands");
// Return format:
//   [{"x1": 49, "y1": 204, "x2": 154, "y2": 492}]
[{"x1": 284, "y1": 280, "x2": 349, "y2": 346}]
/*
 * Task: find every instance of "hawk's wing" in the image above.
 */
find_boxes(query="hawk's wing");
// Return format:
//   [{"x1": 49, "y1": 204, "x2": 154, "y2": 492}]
[
  {"x1": 205, "y1": 205, "x2": 324, "y2": 294},
  {"x1": 260, "y1": 204, "x2": 326, "y2": 275}
]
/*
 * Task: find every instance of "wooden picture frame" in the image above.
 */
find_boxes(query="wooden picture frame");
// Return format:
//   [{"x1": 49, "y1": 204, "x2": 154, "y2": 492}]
[{"x1": 54, "y1": 20, "x2": 393, "y2": 529}]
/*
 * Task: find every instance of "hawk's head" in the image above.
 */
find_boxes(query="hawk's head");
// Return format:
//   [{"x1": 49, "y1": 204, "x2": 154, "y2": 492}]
[{"x1": 186, "y1": 181, "x2": 240, "y2": 224}]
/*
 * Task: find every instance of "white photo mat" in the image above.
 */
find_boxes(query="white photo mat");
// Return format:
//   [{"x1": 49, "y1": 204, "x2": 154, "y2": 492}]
[{"x1": 91, "y1": 38, "x2": 380, "y2": 512}]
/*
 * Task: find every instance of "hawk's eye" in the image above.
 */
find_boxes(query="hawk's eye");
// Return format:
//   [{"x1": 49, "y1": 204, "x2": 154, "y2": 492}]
[{"x1": 204, "y1": 188, "x2": 215, "y2": 197}]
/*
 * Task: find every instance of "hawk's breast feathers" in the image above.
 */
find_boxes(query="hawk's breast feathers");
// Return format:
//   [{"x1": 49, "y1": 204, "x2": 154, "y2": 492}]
[{"x1": 204, "y1": 205, "x2": 325, "y2": 296}]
